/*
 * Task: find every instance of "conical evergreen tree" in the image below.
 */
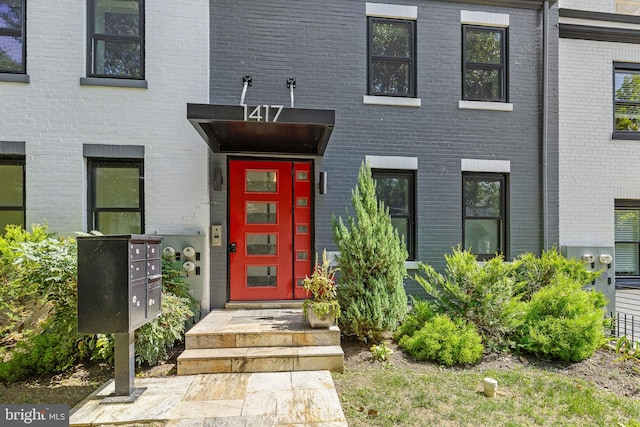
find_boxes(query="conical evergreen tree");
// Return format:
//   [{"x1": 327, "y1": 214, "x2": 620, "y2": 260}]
[{"x1": 332, "y1": 162, "x2": 408, "y2": 342}]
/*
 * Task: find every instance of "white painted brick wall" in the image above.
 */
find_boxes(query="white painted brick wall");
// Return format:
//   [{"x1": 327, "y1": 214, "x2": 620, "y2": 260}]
[
  {"x1": 558, "y1": 0, "x2": 614, "y2": 13},
  {"x1": 0, "y1": 0, "x2": 210, "y2": 236},
  {"x1": 559, "y1": 37, "x2": 640, "y2": 247}
]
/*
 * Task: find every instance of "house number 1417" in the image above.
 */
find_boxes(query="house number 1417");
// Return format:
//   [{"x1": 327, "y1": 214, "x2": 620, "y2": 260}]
[{"x1": 243, "y1": 104, "x2": 283, "y2": 122}]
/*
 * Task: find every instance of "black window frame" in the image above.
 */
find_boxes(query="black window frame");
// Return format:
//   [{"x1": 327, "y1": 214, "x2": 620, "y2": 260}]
[
  {"x1": 0, "y1": 156, "x2": 25, "y2": 233},
  {"x1": 613, "y1": 62, "x2": 640, "y2": 140},
  {"x1": 86, "y1": 0, "x2": 145, "y2": 80},
  {"x1": 462, "y1": 173, "x2": 507, "y2": 261},
  {"x1": 462, "y1": 25, "x2": 508, "y2": 103},
  {"x1": 367, "y1": 17, "x2": 417, "y2": 98},
  {"x1": 614, "y1": 200, "x2": 640, "y2": 286},
  {"x1": 0, "y1": 0, "x2": 26, "y2": 74},
  {"x1": 87, "y1": 158, "x2": 144, "y2": 234},
  {"x1": 372, "y1": 169, "x2": 416, "y2": 260}
]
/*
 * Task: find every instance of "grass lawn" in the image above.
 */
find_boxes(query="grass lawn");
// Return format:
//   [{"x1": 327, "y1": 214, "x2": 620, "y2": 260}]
[{"x1": 333, "y1": 344, "x2": 640, "y2": 427}]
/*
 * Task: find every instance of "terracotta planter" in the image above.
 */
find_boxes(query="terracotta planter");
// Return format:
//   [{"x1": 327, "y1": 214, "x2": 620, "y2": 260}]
[{"x1": 306, "y1": 307, "x2": 336, "y2": 328}]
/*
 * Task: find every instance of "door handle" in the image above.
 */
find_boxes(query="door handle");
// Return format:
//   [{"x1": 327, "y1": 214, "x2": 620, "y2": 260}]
[{"x1": 229, "y1": 242, "x2": 237, "y2": 253}]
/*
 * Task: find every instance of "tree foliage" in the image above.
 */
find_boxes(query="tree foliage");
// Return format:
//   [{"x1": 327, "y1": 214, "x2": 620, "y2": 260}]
[{"x1": 332, "y1": 163, "x2": 408, "y2": 343}]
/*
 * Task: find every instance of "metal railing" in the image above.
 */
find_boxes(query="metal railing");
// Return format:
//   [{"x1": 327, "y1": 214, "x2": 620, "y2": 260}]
[{"x1": 607, "y1": 311, "x2": 640, "y2": 348}]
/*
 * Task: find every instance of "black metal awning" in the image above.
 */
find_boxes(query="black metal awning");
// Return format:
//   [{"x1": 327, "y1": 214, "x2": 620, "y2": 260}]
[{"x1": 187, "y1": 103, "x2": 335, "y2": 156}]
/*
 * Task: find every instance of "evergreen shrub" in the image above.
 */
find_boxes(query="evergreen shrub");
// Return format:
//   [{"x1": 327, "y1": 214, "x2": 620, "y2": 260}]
[
  {"x1": 415, "y1": 248, "x2": 519, "y2": 350},
  {"x1": 392, "y1": 299, "x2": 435, "y2": 343},
  {"x1": 332, "y1": 163, "x2": 408, "y2": 343},
  {"x1": 399, "y1": 314, "x2": 484, "y2": 366},
  {"x1": 515, "y1": 276, "x2": 608, "y2": 362}
]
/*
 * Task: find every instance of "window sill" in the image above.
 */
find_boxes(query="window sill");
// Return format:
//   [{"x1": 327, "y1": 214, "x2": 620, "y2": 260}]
[
  {"x1": 612, "y1": 132, "x2": 640, "y2": 140},
  {"x1": 80, "y1": 77, "x2": 148, "y2": 89},
  {"x1": 0, "y1": 73, "x2": 30, "y2": 83},
  {"x1": 405, "y1": 261, "x2": 419, "y2": 270},
  {"x1": 363, "y1": 95, "x2": 421, "y2": 108},
  {"x1": 458, "y1": 100, "x2": 513, "y2": 112}
]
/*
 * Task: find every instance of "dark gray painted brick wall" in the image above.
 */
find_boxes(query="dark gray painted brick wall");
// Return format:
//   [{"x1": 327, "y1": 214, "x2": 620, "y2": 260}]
[{"x1": 209, "y1": 0, "x2": 559, "y2": 303}]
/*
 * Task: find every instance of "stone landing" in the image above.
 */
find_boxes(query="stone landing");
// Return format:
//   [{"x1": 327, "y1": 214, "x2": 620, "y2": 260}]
[{"x1": 177, "y1": 308, "x2": 344, "y2": 375}]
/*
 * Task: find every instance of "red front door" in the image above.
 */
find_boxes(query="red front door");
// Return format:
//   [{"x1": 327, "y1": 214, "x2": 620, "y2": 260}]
[{"x1": 229, "y1": 160, "x2": 312, "y2": 301}]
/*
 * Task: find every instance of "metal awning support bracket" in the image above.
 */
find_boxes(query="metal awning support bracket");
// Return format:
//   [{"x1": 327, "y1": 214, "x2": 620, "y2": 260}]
[
  {"x1": 240, "y1": 75, "x2": 252, "y2": 106},
  {"x1": 287, "y1": 78, "x2": 296, "y2": 108}
]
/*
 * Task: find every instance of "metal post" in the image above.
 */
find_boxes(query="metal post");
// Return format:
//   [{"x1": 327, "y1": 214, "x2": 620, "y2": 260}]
[
  {"x1": 114, "y1": 332, "x2": 135, "y2": 396},
  {"x1": 101, "y1": 331, "x2": 145, "y2": 404}
]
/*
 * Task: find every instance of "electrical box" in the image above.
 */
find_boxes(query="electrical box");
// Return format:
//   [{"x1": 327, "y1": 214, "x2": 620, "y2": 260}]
[
  {"x1": 162, "y1": 234, "x2": 206, "y2": 318},
  {"x1": 77, "y1": 235, "x2": 163, "y2": 334},
  {"x1": 561, "y1": 246, "x2": 616, "y2": 314}
]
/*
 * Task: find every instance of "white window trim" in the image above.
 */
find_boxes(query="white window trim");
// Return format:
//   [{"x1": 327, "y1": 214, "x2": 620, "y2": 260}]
[
  {"x1": 461, "y1": 10, "x2": 509, "y2": 27},
  {"x1": 364, "y1": 96, "x2": 421, "y2": 107},
  {"x1": 326, "y1": 251, "x2": 419, "y2": 270},
  {"x1": 366, "y1": 155, "x2": 418, "y2": 170},
  {"x1": 458, "y1": 100, "x2": 513, "y2": 112},
  {"x1": 366, "y1": 3, "x2": 417, "y2": 20},
  {"x1": 461, "y1": 159, "x2": 510, "y2": 173}
]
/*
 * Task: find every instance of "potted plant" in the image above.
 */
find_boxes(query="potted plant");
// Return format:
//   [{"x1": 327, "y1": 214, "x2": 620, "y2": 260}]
[{"x1": 302, "y1": 250, "x2": 340, "y2": 328}]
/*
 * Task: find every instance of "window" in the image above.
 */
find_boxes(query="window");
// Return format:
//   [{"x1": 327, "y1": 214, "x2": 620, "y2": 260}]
[
  {"x1": 372, "y1": 170, "x2": 415, "y2": 260},
  {"x1": 0, "y1": 157, "x2": 25, "y2": 233},
  {"x1": 462, "y1": 25, "x2": 507, "y2": 102},
  {"x1": 463, "y1": 173, "x2": 506, "y2": 260},
  {"x1": 0, "y1": 0, "x2": 25, "y2": 74},
  {"x1": 87, "y1": 0, "x2": 144, "y2": 79},
  {"x1": 368, "y1": 17, "x2": 416, "y2": 97},
  {"x1": 614, "y1": 63, "x2": 640, "y2": 138},
  {"x1": 615, "y1": 202, "x2": 640, "y2": 279},
  {"x1": 88, "y1": 160, "x2": 143, "y2": 234}
]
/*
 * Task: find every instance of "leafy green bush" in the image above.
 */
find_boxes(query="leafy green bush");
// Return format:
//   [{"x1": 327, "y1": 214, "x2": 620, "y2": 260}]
[
  {"x1": 399, "y1": 314, "x2": 484, "y2": 366},
  {"x1": 392, "y1": 299, "x2": 435, "y2": 343},
  {"x1": 515, "y1": 276, "x2": 608, "y2": 362},
  {"x1": 415, "y1": 248, "x2": 519, "y2": 350},
  {"x1": 0, "y1": 226, "x2": 195, "y2": 382},
  {"x1": 0, "y1": 225, "x2": 52, "y2": 342},
  {"x1": 514, "y1": 249, "x2": 602, "y2": 300},
  {"x1": 333, "y1": 163, "x2": 408, "y2": 343}
]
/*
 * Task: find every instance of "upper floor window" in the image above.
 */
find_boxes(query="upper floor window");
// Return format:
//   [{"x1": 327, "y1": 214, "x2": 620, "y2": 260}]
[
  {"x1": 0, "y1": 157, "x2": 25, "y2": 233},
  {"x1": 463, "y1": 25, "x2": 507, "y2": 102},
  {"x1": 463, "y1": 173, "x2": 506, "y2": 260},
  {"x1": 372, "y1": 169, "x2": 416, "y2": 260},
  {"x1": 0, "y1": 0, "x2": 25, "y2": 74},
  {"x1": 614, "y1": 63, "x2": 640, "y2": 139},
  {"x1": 368, "y1": 17, "x2": 416, "y2": 97},
  {"x1": 87, "y1": 0, "x2": 144, "y2": 79},
  {"x1": 88, "y1": 159, "x2": 144, "y2": 234}
]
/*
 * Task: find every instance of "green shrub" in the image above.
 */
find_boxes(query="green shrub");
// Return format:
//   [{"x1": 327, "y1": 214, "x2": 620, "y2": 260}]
[
  {"x1": 0, "y1": 224, "x2": 52, "y2": 341},
  {"x1": 332, "y1": 163, "x2": 408, "y2": 343},
  {"x1": 515, "y1": 276, "x2": 608, "y2": 362},
  {"x1": 415, "y1": 248, "x2": 519, "y2": 351},
  {"x1": 0, "y1": 317, "x2": 78, "y2": 383},
  {"x1": 135, "y1": 292, "x2": 194, "y2": 365},
  {"x1": 393, "y1": 299, "x2": 435, "y2": 343},
  {"x1": 514, "y1": 249, "x2": 602, "y2": 300},
  {"x1": 399, "y1": 314, "x2": 484, "y2": 366}
]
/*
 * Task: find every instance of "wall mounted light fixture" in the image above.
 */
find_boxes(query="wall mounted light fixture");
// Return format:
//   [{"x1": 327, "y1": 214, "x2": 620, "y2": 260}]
[{"x1": 319, "y1": 171, "x2": 328, "y2": 195}]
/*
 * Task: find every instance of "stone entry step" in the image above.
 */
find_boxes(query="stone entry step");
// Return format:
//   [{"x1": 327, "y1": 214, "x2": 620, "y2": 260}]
[
  {"x1": 178, "y1": 308, "x2": 344, "y2": 375},
  {"x1": 184, "y1": 308, "x2": 340, "y2": 349},
  {"x1": 177, "y1": 345, "x2": 344, "y2": 375}
]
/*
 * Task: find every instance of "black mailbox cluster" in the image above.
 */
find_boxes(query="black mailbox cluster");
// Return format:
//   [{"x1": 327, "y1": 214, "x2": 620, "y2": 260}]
[{"x1": 77, "y1": 235, "x2": 163, "y2": 334}]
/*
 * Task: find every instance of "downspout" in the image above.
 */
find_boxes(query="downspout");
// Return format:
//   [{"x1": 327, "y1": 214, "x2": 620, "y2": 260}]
[{"x1": 542, "y1": 0, "x2": 549, "y2": 251}]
